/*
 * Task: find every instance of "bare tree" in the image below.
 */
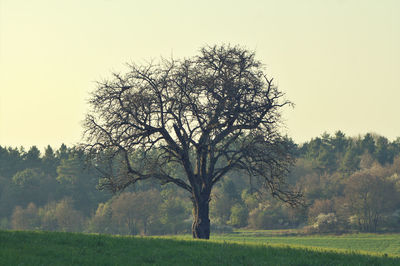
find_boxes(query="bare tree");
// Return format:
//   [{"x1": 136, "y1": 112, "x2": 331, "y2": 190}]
[{"x1": 82, "y1": 45, "x2": 302, "y2": 239}]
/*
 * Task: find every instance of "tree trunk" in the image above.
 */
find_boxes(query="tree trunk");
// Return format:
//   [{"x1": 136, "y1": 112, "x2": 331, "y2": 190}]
[{"x1": 192, "y1": 192, "x2": 211, "y2": 239}]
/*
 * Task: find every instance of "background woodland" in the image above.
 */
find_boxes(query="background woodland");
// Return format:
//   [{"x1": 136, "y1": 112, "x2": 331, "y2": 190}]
[{"x1": 1, "y1": 131, "x2": 400, "y2": 235}]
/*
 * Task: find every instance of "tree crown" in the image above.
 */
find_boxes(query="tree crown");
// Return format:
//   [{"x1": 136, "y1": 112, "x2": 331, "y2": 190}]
[{"x1": 83, "y1": 44, "x2": 301, "y2": 205}]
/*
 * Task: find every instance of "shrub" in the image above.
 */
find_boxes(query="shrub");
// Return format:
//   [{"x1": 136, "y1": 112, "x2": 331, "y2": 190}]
[{"x1": 312, "y1": 213, "x2": 338, "y2": 233}]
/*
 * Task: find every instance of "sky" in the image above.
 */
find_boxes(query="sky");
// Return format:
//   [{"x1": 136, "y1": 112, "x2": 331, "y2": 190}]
[{"x1": 0, "y1": 0, "x2": 399, "y2": 150}]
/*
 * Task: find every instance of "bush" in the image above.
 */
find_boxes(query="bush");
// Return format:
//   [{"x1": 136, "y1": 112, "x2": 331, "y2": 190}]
[{"x1": 312, "y1": 213, "x2": 338, "y2": 233}]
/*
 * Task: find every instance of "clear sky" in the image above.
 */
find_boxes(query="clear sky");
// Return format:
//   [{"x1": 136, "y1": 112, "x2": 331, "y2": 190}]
[{"x1": 0, "y1": 0, "x2": 399, "y2": 150}]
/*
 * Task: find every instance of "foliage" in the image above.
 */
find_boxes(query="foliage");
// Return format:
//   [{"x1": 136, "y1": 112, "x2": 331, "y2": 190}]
[
  {"x1": 229, "y1": 203, "x2": 248, "y2": 228},
  {"x1": 308, "y1": 199, "x2": 334, "y2": 224},
  {"x1": 311, "y1": 213, "x2": 338, "y2": 233},
  {"x1": 1, "y1": 130, "x2": 400, "y2": 235},
  {"x1": 342, "y1": 167, "x2": 400, "y2": 232},
  {"x1": 111, "y1": 190, "x2": 162, "y2": 235},
  {"x1": 160, "y1": 189, "x2": 191, "y2": 234},
  {"x1": 11, "y1": 203, "x2": 39, "y2": 230},
  {"x1": 11, "y1": 198, "x2": 86, "y2": 232}
]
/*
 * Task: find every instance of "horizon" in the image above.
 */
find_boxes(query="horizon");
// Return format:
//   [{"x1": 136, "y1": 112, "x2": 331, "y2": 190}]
[{"x1": 1, "y1": 130, "x2": 398, "y2": 153}]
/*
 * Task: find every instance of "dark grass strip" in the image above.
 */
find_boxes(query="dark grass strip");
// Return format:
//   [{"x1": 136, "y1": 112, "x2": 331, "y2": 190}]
[{"x1": 1, "y1": 230, "x2": 399, "y2": 265}]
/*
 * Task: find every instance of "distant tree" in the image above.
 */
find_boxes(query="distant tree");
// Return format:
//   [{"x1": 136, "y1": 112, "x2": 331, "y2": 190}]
[
  {"x1": 42, "y1": 145, "x2": 58, "y2": 176},
  {"x1": 53, "y1": 198, "x2": 85, "y2": 232},
  {"x1": 374, "y1": 136, "x2": 393, "y2": 165},
  {"x1": 315, "y1": 146, "x2": 336, "y2": 173},
  {"x1": 111, "y1": 190, "x2": 162, "y2": 235},
  {"x1": 210, "y1": 179, "x2": 241, "y2": 225},
  {"x1": 392, "y1": 138, "x2": 400, "y2": 156},
  {"x1": 38, "y1": 198, "x2": 85, "y2": 232},
  {"x1": 340, "y1": 145, "x2": 360, "y2": 173},
  {"x1": 12, "y1": 168, "x2": 43, "y2": 188},
  {"x1": 343, "y1": 167, "x2": 399, "y2": 232},
  {"x1": 23, "y1": 146, "x2": 41, "y2": 169},
  {"x1": 307, "y1": 199, "x2": 334, "y2": 224},
  {"x1": 56, "y1": 144, "x2": 69, "y2": 161},
  {"x1": 390, "y1": 156, "x2": 400, "y2": 175},
  {"x1": 82, "y1": 44, "x2": 302, "y2": 239},
  {"x1": 133, "y1": 190, "x2": 162, "y2": 235},
  {"x1": 361, "y1": 133, "x2": 375, "y2": 155},
  {"x1": 110, "y1": 192, "x2": 138, "y2": 235},
  {"x1": 160, "y1": 191, "x2": 190, "y2": 234},
  {"x1": 56, "y1": 151, "x2": 108, "y2": 213},
  {"x1": 247, "y1": 201, "x2": 287, "y2": 229},
  {"x1": 303, "y1": 137, "x2": 323, "y2": 160},
  {"x1": 12, "y1": 168, "x2": 57, "y2": 206},
  {"x1": 359, "y1": 152, "x2": 375, "y2": 169},
  {"x1": 38, "y1": 201, "x2": 58, "y2": 231},
  {"x1": 0, "y1": 146, "x2": 23, "y2": 177},
  {"x1": 241, "y1": 190, "x2": 259, "y2": 211},
  {"x1": 0, "y1": 176, "x2": 19, "y2": 218},
  {"x1": 11, "y1": 202, "x2": 39, "y2": 230},
  {"x1": 88, "y1": 202, "x2": 114, "y2": 234},
  {"x1": 331, "y1": 131, "x2": 347, "y2": 154},
  {"x1": 229, "y1": 203, "x2": 248, "y2": 228}
]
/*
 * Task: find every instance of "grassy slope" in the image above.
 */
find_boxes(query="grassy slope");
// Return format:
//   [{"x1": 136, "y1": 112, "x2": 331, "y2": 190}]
[
  {"x1": 212, "y1": 230, "x2": 400, "y2": 256},
  {"x1": 1, "y1": 230, "x2": 399, "y2": 265}
]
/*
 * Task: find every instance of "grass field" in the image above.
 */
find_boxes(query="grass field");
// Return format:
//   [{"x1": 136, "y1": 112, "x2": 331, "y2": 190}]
[
  {"x1": 1, "y1": 230, "x2": 400, "y2": 265},
  {"x1": 211, "y1": 230, "x2": 400, "y2": 256}
]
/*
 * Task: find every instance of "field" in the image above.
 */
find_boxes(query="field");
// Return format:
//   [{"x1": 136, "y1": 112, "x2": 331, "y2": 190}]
[
  {"x1": 212, "y1": 230, "x2": 400, "y2": 256},
  {"x1": 1, "y1": 230, "x2": 400, "y2": 265}
]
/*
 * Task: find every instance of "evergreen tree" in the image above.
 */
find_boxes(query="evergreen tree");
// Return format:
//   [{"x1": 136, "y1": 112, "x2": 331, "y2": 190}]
[
  {"x1": 42, "y1": 145, "x2": 58, "y2": 176},
  {"x1": 23, "y1": 146, "x2": 41, "y2": 169}
]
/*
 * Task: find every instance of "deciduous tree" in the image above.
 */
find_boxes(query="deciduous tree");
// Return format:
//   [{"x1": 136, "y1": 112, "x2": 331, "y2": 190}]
[
  {"x1": 82, "y1": 45, "x2": 302, "y2": 239},
  {"x1": 344, "y1": 167, "x2": 399, "y2": 232}
]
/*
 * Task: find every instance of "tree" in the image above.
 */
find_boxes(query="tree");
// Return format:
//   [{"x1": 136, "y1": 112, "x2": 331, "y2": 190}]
[
  {"x1": 331, "y1": 130, "x2": 347, "y2": 154},
  {"x1": 38, "y1": 198, "x2": 85, "y2": 232},
  {"x1": 307, "y1": 199, "x2": 334, "y2": 224},
  {"x1": 343, "y1": 167, "x2": 399, "y2": 232},
  {"x1": 160, "y1": 188, "x2": 190, "y2": 234},
  {"x1": 340, "y1": 145, "x2": 360, "y2": 173},
  {"x1": 0, "y1": 146, "x2": 23, "y2": 178},
  {"x1": 111, "y1": 190, "x2": 162, "y2": 235},
  {"x1": 210, "y1": 179, "x2": 241, "y2": 225},
  {"x1": 56, "y1": 151, "x2": 106, "y2": 213},
  {"x1": 88, "y1": 202, "x2": 115, "y2": 234},
  {"x1": 11, "y1": 202, "x2": 39, "y2": 230},
  {"x1": 23, "y1": 146, "x2": 41, "y2": 169},
  {"x1": 82, "y1": 44, "x2": 302, "y2": 239},
  {"x1": 42, "y1": 145, "x2": 58, "y2": 176},
  {"x1": 229, "y1": 203, "x2": 248, "y2": 228},
  {"x1": 12, "y1": 168, "x2": 57, "y2": 206},
  {"x1": 374, "y1": 136, "x2": 393, "y2": 165},
  {"x1": 361, "y1": 133, "x2": 375, "y2": 155}
]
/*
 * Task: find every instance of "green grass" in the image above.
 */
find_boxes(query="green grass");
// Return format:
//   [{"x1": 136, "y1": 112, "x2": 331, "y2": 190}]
[
  {"x1": 212, "y1": 230, "x2": 400, "y2": 256},
  {"x1": 1, "y1": 230, "x2": 400, "y2": 265}
]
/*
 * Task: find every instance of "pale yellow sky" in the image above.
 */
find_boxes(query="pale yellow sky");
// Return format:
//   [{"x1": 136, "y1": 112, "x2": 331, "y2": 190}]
[{"x1": 0, "y1": 0, "x2": 399, "y2": 150}]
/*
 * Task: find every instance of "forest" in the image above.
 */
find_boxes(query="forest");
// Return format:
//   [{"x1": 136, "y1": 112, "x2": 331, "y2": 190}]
[{"x1": 1, "y1": 131, "x2": 400, "y2": 235}]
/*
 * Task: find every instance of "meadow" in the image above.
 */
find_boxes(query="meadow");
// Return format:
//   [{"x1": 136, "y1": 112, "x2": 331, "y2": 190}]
[
  {"x1": 1, "y1": 230, "x2": 400, "y2": 265},
  {"x1": 213, "y1": 230, "x2": 400, "y2": 256}
]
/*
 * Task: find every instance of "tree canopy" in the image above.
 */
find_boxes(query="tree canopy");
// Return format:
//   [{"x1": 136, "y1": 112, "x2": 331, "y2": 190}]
[{"x1": 82, "y1": 44, "x2": 302, "y2": 238}]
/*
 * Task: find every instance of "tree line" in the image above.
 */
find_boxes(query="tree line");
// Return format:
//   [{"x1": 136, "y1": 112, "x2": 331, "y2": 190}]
[{"x1": 1, "y1": 131, "x2": 399, "y2": 234}]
